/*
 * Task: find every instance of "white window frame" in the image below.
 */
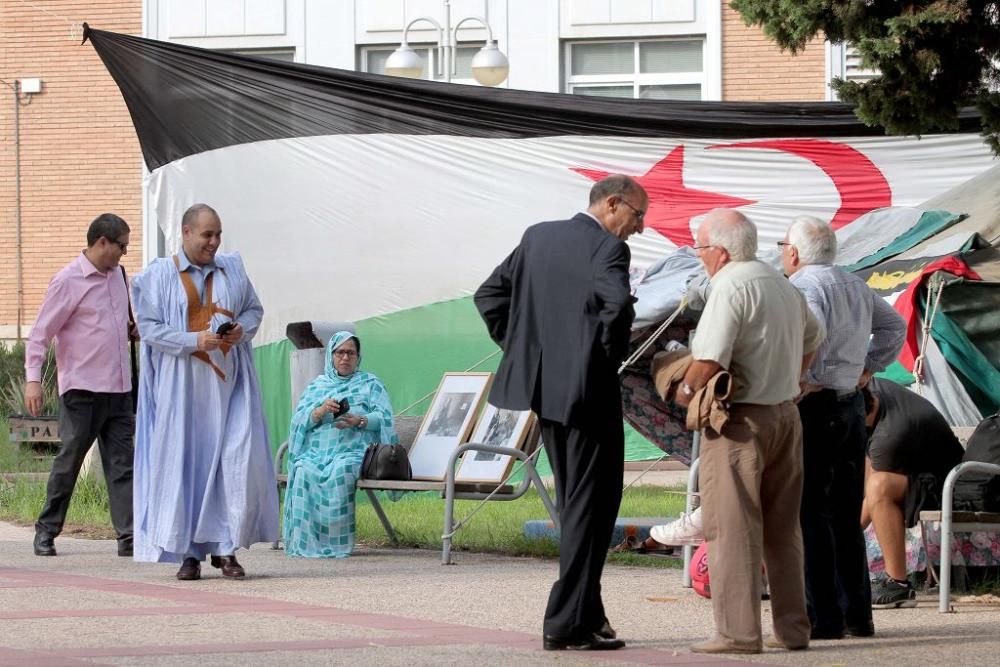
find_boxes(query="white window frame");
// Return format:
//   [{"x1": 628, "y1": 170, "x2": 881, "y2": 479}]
[
  {"x1": 826, "y1": 42, "x2": 879, "y2": 101},
  {"x1": 224, "y1": 48, "x2": 297, "y2": 62},
  {"x1": 564, "y1": 38, "x2": 707, "y2": 100},
  {"x1": 359, "y1": 44, "x2": 483, "y2": 85}
]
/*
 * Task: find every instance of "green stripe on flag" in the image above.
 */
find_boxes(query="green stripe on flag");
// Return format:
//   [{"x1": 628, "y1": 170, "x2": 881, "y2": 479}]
[
  {"x1": 253, "y1": 340, "x2": 294, "y2": 452},
  {"x1": 875, "y1": 361, "x2": 915, "y2": 386}
]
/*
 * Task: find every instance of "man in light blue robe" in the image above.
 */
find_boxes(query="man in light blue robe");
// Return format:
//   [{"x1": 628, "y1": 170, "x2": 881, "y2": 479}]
[{"x1": 132, "y1": 203, "x2": 278, "y2": 580}]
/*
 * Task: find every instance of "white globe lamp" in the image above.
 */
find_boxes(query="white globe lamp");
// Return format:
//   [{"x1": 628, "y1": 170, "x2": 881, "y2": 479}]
[
  {"x1": 471, "y1": 41, "x2": 509, "y2": 87},
  {"x1": 385, "y1": 44, "x2": 424, "y2": 79}
]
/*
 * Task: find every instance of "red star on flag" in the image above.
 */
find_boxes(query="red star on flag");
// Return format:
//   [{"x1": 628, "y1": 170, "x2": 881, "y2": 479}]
[{"x1": 572, "y1": 146, "x2": 756, "y2": 247}]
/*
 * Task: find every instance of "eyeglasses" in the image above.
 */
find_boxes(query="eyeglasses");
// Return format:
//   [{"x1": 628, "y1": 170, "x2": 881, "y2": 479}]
[
  {"x1": 692, "y1": 244, "x2": 716, "y2": 251},
  {"x1": 776, "y1": 241, "x2": 794, "y2": 248},
  {"x1": 617, "y1": 198, "x2": 646, "y2": 222},
  {"x1": 105, "y1": 237, "x2": 128, "y2": 252},
  {"x1": 332, "y1": 349, "x2": 358, "y2": 358}
]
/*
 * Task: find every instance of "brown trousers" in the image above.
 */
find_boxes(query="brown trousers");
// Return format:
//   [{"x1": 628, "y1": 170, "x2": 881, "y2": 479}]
[{"x1": 699, "y1": 402, "x2": 811, "y2": 649}]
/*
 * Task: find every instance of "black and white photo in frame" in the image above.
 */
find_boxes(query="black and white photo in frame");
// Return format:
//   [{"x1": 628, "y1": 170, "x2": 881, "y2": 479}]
[
  {"x1": 408, "y1": 372, "x2": 493, "y2": 480},
  {"x1": 455, "y1": 404, "x2": 535, "y2": 484}
]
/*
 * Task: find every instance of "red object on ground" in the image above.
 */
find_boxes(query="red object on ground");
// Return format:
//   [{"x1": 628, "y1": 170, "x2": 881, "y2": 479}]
[{"x1": 690, "y1": 542, "x2": 711, "y2": 599}]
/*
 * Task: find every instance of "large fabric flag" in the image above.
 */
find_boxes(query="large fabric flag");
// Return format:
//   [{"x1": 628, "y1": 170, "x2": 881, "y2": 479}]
[{"x1": 85, "y1": 26, "x2": 997, "y2": 457}]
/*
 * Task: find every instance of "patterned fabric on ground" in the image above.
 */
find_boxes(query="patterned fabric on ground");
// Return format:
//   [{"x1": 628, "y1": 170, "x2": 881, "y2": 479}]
[
  {"x1": 282, "y1": 331, "x2": 395, "y2": 558},
  {"x1": 620, "y1": 319, "x2": 696, "y2": 464},
  {"x1": 864, "y1": 522, "x2": 1000, "y2": 574}
]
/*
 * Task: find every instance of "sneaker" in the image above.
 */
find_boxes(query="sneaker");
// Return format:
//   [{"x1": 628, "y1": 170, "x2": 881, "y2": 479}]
[
  {"x1": 649, "y1": 508, "x2": 704, "y2": 545},
  {"x1": 871, "y1": 578, "x2": 917, "y2": 609}
]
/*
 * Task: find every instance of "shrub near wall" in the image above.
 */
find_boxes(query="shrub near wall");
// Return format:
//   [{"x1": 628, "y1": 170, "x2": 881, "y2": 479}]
[{"x1": 0, "y1": 342, "x2": 58, "y2": 417}]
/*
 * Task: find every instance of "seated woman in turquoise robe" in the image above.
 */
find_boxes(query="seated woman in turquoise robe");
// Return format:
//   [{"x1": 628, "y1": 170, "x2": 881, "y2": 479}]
[{"x1": 283, "y1": 331, "x2": 395, "y2": 557}]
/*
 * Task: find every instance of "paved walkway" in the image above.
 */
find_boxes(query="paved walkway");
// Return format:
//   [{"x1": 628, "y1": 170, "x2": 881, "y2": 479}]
[{"x1": 1, "y1": 522, "x2": 998, "y2": 666}]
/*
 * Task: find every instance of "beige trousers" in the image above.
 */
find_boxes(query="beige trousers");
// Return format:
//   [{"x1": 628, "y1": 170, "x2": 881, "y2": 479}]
[{"x1": 699, "y1": 402, "x2": 811, "y2": 649}]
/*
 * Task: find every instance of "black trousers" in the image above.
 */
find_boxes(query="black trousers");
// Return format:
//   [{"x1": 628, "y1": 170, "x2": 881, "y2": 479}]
[
  {"x1": 798, "y1": 390, "x2": 872, "y2": 634},
  {"x1": 539, "y1": 417, "x2": 624, "y2": 640},
  {"x1": 36, "y1": 390, "x2": 135, "y2": 544}
]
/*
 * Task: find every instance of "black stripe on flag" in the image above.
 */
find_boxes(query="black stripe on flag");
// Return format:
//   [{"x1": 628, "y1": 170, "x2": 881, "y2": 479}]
[{"x1": 83, "y1": 25, "x2": 983, "y2": 172}]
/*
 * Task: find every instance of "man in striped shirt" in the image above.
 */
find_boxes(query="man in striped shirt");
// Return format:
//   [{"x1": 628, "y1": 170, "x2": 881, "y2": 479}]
[{"x1": 781, "y1": 216, "x2": 906, "y2": 640}]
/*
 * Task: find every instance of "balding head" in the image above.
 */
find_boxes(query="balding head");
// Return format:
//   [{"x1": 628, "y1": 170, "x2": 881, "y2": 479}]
[
  {"x1": 180, "y1": 203, "x2": 222, "y2": 267},
  {"x1": 587, "y1": 174, "x2": 648, "y2": 241},
  {"x1": 181, "y1": 203, "x2": 219, "y2": 231},
  {"x1": 698, "y1": 209, "x2": 758, "y2": 261}
]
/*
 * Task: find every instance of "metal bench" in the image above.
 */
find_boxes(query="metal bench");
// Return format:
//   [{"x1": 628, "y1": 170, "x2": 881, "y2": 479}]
[
  {"x1": 918, "y1": 460, "x2": 1000, "y2": 612},
  {"x1": 275, "y1": 414, "x2": 558, "y2": 564}
]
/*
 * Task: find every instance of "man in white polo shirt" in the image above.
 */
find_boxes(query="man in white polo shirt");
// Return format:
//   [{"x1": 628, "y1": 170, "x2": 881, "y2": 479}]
[{"x1": 676, "y1": 208, "x2": 824, "y2": 655}]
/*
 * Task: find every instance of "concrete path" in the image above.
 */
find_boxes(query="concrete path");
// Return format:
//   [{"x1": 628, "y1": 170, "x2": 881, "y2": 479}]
[{"x1": 1, "y1": 522, "x2": 998, "y2": 666}]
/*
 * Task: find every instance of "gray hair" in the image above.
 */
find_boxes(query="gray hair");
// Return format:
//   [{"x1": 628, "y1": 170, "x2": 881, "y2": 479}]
[
  {"x1": 787, "y1": 215, "x2": 836, "y2": 265},
  {"x1": 703, "y1": 209, "x2": 757, "y2": 261},
  {"x1": 181, "y1": 203, "x2": 219, "y2": 230},
  {"x1": 588, "y1": 174, "x2": 643, "y2": 205}
]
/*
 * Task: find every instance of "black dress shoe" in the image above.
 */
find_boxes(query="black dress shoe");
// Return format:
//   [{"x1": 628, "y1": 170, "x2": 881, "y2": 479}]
[
  {"x1": 176, "y1": 557, "x2": 201, "y2": 581},
  {"x1": 596, "y1": 620, "x2": 617, "y2": 639},
  {"x1": 809, "y1": 626, "x2": 844, "y2": 640},
  {"x1": 543, "y1": 633, "x2": 626, "y2": 651},
  {"x1": 33, "y1": 532, "x2": 56, "y2": 557},
  {"x1": 117, "y1": 540, "x2": 133, "y2": 557},
  {"x1": 210, "y1": 554, "x2": 246, "y2": 578},
  {"x1": 846, "y1": 621, "x2": 875, "y2": 637}
]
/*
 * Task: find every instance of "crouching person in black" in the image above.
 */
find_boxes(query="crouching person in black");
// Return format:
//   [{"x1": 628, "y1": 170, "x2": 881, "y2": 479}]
[{"x1": 861, "y1": 378, "x2": 964, "y2": 607}]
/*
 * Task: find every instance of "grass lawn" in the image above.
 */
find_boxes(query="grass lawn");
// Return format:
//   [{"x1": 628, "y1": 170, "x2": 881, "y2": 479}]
[
  {"x1": 354, "y1": 485, "x2": 689, "y2": 567},
  {"x1": 0, "y1": 417, "x2": 112, "y2": 537}
]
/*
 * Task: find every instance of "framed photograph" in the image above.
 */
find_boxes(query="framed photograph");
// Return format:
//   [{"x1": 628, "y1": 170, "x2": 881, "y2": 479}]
[
  {"x1": 409, "y1": 372, "x2": 493, "y2": 481},
  {"x1": 455, "y1": 406, "x2": 536, "y2": 484}
]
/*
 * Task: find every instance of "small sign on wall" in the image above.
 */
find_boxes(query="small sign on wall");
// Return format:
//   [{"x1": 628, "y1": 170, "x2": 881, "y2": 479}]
[{"x1": 8, "y1": 416, "x2": 60, "y2": 443}]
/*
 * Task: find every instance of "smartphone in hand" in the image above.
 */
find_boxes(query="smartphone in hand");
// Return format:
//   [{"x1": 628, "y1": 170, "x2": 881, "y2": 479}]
[{"x1": 216, "y1": 321, "x2": 236, "y2": 336}]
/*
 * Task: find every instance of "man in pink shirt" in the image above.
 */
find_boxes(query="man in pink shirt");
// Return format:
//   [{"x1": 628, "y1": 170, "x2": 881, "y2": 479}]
[{"x1": 26, "y1": 213, "x2": 136, "y2": 557}]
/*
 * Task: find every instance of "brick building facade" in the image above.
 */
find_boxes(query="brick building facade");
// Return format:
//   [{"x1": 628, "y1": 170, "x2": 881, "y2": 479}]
[
  {"x1": 1, "y1": 0, "x2": 829, "y2": 339},
  {"x1": 721, "y1": 4, "x2": 826, "y2": 101},
  {"x1": 1, "y1": 1, "x2": 143, "y2": 340}
]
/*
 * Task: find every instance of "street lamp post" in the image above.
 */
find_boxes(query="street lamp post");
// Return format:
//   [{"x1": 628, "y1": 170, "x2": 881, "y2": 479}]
[
  {"x1": 385, "y1": 0, "x2": 509, "y2": 87},
  {"x1": 1, "y1": 77, "x2": 42, "y2": 342}
]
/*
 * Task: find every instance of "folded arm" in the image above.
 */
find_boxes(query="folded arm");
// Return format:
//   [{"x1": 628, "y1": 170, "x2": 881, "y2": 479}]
[
  {"x1": 134, "y1": 274, "x2": 200, "y2": 356},
  {"x1": 676, "y1": 359, "x2": 723, "y2": 409}
]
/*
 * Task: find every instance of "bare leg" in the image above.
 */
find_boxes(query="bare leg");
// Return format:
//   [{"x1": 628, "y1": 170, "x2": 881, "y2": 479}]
[
  {"x1": 860, "y1": 458, "x2": 873, "y2": 528},
  {"x1": 865, "y1": 468, "x2": 909, "y2": 581}
]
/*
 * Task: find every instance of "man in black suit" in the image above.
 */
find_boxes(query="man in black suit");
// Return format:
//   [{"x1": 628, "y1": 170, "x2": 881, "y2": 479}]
[{"x1": 474, "y1": 174, "x2": 646, "y2": 651}]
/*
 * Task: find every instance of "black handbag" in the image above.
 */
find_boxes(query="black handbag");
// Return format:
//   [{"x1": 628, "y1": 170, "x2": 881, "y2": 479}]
[{"x1": 361, "y1": 443, "x2": 412, "y2": 481}]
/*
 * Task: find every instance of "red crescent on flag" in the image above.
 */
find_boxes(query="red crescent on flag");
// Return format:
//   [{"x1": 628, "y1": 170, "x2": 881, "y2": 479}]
[
  {"x1": 571, "y1": 146, "x2": 756, "y2": 247},
  {"x1": 709, "y1": 139, "x2": 893, "y2": 229}
]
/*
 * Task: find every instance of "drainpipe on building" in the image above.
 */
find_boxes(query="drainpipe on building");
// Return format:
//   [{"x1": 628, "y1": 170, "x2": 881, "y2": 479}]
[
  {"x1": 13, "y1": 81, "x2": 23, "y2": 342},
  {"x1": 1, "y1": 79, "x2": 24, "y2": 342}
]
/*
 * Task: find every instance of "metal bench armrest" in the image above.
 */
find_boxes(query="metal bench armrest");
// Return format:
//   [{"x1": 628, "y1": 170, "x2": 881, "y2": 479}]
[{"x1": 935, "y1": 461, "x2": 1000, "y2": 612}]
